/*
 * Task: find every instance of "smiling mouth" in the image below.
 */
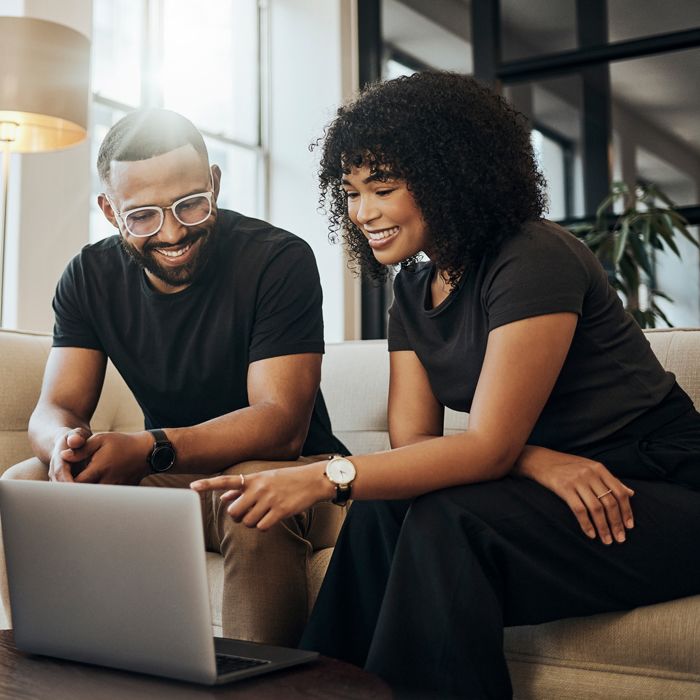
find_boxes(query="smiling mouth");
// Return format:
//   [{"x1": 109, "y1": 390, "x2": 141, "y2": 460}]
[
  {"x1": 152, "y1": 242, "x2": 193, "y2": 259},
  {"x1": 366, "y1": 226, "x2": 399, "y2": 240}
]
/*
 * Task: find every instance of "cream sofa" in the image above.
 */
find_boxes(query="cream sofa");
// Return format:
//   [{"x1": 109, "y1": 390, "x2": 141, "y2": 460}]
[{"x1": 1, "y1": 327, "x2": 699, "y2": 699}]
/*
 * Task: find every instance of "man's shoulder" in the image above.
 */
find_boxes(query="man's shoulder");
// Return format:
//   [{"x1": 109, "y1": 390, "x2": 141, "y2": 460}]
[
  {"x1": 218, "y1": 209, "x2": 314, "y2": 258},
  {"x1": 70, "y1": 235, "x2": 125, "y2": 269},
  {"x1": 62, "y1": 236, "x2": 129, "y2": 283}
]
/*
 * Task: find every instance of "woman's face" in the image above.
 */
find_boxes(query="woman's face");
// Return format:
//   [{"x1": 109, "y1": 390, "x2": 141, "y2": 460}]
[{"x1": 342, "y1": 166, "x2": 430, "y2": 266}]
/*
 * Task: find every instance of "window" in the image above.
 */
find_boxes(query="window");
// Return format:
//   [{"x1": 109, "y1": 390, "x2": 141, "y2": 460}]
[{"x1": 90, "y1": 0, "x2": 265, "y2": 242}]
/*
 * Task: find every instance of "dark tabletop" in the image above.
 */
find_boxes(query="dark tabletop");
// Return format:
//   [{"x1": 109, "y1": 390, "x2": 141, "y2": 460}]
[{"x1": 0, "y1": 630, "x2": 392, "y2": 700}]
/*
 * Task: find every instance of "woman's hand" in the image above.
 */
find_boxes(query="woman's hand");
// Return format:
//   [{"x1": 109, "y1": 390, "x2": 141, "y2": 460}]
[
  {"x1": 190, "y1": 461, "x2": 335, "y2": 531},
  {"x1": 514, "y1": 445, "x2": 635, "y2": 545}
]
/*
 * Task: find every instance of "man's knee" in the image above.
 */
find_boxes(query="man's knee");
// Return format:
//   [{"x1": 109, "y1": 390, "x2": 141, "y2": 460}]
[{"x1": 1, "y1": 458, "x2": 49, "y2": 482}]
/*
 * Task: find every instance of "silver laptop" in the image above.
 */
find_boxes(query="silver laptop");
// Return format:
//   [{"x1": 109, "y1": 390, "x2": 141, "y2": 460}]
[{"x1": 0, "y1": 480, "x2": 317, "y2": 684}]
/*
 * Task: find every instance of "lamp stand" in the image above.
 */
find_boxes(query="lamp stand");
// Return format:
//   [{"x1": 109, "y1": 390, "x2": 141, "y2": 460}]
[{"x1": 0, "y1": 139, "x2": 10, "y2": 328}]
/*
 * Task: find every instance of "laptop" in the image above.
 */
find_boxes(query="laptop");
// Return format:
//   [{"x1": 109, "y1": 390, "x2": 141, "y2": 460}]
[{"x1": 0, "y1": 480, "x2": 317, "y2": 685}]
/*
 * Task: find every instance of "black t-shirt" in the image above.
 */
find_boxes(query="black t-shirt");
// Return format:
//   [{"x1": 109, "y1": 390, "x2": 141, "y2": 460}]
[
  {"x1": 53, "y1": 208, "x2": 346, "y2": 457},
  {"x1": 388, "y1": 219, "x2": 675, "y2": 452}
]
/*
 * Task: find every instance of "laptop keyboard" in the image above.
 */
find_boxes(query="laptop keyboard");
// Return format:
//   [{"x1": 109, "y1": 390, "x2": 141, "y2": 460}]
[{"x1": 216, "y1": 653, "x2": 270, "y2": 676}]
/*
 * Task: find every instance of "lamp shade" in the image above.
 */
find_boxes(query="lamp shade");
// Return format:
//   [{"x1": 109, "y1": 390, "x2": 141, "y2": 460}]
[{"x1": 0, "y1": 16, "x2": 90, "y2": 153}]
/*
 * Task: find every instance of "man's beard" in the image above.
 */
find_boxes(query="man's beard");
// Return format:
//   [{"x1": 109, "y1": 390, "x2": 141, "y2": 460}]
[{"x1": 120, "y1": 227, "x2": 214, "y2": 289}]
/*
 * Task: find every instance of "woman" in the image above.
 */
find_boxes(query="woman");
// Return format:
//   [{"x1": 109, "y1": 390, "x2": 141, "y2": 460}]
[{"x1": 192, "y1": 72, "x2": 700, "y2": 698}]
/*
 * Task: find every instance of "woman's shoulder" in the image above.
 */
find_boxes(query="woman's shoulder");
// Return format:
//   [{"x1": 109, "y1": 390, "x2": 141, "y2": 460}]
[
  {"x1": 503, "y1": 219, "x2": 589, "y2": 255},
  {"x1": 490, "y1": 219, "x2": 599, "y2": 278}
]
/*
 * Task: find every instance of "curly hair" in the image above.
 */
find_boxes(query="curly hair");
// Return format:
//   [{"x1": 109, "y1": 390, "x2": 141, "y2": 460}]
[{"x1": 314, "y1": 71, "x2": 547, "y2": 286}]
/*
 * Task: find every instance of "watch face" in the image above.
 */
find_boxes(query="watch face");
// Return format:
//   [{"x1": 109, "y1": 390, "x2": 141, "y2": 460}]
[
  {"x1": 151, "y1": 445, "x2": 176, "y2": 472},
  {"x1": 326, "y1": 458, "x2": 356, "y2": 486}
]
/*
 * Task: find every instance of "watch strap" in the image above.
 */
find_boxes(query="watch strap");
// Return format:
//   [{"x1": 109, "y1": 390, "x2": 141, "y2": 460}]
[
  {"x1": 333, "y1": 482, "x2": 352, "y2": 506},
  {"x1": 148, "y1": 428, "x2": 170, "y2": 446}
]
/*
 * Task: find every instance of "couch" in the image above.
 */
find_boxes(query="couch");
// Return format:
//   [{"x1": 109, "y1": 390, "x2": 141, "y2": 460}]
[{"x1": 1, "y1": 327, "x2": 699, "y2": 699}]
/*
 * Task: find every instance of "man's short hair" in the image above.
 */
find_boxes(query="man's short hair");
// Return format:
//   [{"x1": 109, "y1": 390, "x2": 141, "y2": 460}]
[{"x1": 97, "y1": 109, "x2": 209, "y2": 185}]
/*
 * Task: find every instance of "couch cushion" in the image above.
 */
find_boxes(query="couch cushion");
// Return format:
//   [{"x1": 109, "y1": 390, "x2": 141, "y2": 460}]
[
  {"x1": 321, "y1": 341, "x2": 390, "y2": 455},
  {"x1": 323, "y1": 340, "x2": 468, "y2": 454},
  {"x1": 0, "y1": 330, "x2": 144, "y2": 474},
  {"x1": 645, "y1": 328, "x2": 700, "y2": 407},
  {"x1": 504, "y1": 595, "x2": 700, "y2": 678},
  {"x1": 508, "y1": 662, "x2": 700, "y2": 700},
  {"x1": 0, "y1": 331, "x2": 51, "y2": 471}
]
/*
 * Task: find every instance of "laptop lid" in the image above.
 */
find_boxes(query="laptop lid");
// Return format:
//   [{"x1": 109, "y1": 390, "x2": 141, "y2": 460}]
[{"x1": 0, "y1": 481, "x2": 219, "y2": 684}]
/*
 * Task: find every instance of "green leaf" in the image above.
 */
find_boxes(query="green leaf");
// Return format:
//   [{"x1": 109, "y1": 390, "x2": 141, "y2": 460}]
[
  {"x1": 648, "y1": 184, "x2": 676, "y2": 209},
  {"x1": 651, "y1": 301, "x2": 674, "y2": 328},
  {"x1": 613, "y1": 219, "x2": 630, "y2": 265},
  {"x1": 665, "y1": 209, "x2": 690, "y2": 228},
  {"x1": 568, "y1": 225, "x2": 593, "y2": 238},
  {"x1": 650, "y1": 234, "x2": 665, "y2": 251},
  {"x1": 629, "y1": 307, "x2": 647, "y2": 328},
  {"x1": 619, "y1": 254, "x2": 639, "y2": 293},
  {"x1": 595, "y1": 192, "x2": 617, "y2": 224},
  {"x1": 654, "y1": 214, "x2": 680, "y2": 256},
  {"x1": 665, "y1": 213, "x2": 700, "y2": 248},
  {"x1": 651, "y1": 288, "x2": 674, "y2": 302},
  {"x1": 628, "y1": 233, "x2": 654, "y2": 278}
]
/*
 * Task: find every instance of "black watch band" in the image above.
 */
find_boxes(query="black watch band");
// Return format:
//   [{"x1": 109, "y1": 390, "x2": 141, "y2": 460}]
[
  {"x1": 333, "y1": 483, "x2": 352, "y2": 506},
  {"x1": 147, "y1": 429, "x2": 176, "y2": 473}
]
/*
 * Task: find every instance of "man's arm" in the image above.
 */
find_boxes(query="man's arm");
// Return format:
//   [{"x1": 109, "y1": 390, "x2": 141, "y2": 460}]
[
  {"x1": 66, "y1": 352, "x2": 322, "y2": 483},
  {"x1": 28, "y1": 347, "x2": 107, "y2": 481},
  {"x1": 166, "y1": 352, "x2": 321, "y2": 470}
]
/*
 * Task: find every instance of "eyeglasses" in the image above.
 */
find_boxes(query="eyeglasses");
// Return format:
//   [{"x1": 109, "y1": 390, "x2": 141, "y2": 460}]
[{"x1": 105, "y1": 190, "x2": 215, "y2": 238}]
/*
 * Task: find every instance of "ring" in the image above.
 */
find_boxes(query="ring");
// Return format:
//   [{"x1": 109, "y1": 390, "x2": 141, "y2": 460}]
[
  {"x1": 595, "y1": 488, "x2": 612, "y2": 500},
  {"x1": 239, "y1": 474, "x2": 245, "y2": 489}
]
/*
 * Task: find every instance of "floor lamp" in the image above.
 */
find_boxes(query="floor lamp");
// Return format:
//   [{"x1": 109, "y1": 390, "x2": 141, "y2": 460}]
[{"x1": 0, "y1": 16, "x2": 90, "y2": 327}]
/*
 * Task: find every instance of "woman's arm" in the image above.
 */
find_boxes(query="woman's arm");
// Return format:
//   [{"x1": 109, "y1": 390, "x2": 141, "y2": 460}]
[
  {"x1": 388, "y1": 350, "x2": 444, "y2": 448},
  {"x1": 387, "y1": 340, "x2": 636, "y2": 544},
  {"x1": 193, "y1": 312, "x2": 578, "y2": 529}
]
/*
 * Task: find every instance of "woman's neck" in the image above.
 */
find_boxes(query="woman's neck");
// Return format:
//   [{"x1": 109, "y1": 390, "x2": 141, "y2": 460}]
[{"x1": 430, "y1": 268, "x2": 453, "y2": 308}]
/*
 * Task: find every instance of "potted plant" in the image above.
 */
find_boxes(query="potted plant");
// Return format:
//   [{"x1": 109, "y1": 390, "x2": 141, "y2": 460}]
[{"x1": 568, "y1": 181, "x2": 699, "y2": 328}]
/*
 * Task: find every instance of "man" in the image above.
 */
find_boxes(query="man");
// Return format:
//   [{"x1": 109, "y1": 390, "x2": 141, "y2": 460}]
[{"x1": 1, "y1": 109, "x2": 346, "y2": 645}]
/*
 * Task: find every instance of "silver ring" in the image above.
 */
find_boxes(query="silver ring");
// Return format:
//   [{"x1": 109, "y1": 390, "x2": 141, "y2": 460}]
[
  {"x1": 595, "y1": 488, "x2": 612, "y2": 500},
  {"x1": 239, "y1": 474, "x2": 245, "y2": 489}
]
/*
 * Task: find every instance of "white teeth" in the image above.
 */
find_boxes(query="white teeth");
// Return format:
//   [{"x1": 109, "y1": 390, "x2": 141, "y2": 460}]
[
  {"x1": 157, "y1": 243, "x2": 191, "y2": 258},
  {"x1": 367, "y1": 226, "x2": 399, "y2": 240}
]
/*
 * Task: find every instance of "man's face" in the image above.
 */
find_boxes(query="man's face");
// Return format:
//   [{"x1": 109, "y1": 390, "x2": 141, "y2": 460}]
[{"x1": 99, "y1": 144, "x2": 221, "y2": 294}]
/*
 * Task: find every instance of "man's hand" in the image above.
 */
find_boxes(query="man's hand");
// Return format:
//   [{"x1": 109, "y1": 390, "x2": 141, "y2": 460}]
[
  {"x1": 60, "y1": 431, "x2": 153, "y2": 485},
  {"x1": 191, "y1": 461, "x2": 335, "y2": 531},
  {"x1": 49, "y1": 427, "x2": 93, "y2": 482},
  {"x1": 514, "y1": 445, "x2": 635, "y2": 545}
]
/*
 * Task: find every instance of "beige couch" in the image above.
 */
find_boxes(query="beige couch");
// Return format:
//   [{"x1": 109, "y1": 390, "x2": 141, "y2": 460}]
[{"x1": 1, "y1": 327, "x2": 699, "y2": 698}]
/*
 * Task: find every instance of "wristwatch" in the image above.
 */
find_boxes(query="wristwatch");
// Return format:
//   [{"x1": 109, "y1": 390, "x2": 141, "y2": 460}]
[
  {"x1": 324, "y1": 456, "x2": 356, "y2": 506},
  {"x1": 147, "y1": 429, "x2": 176, "y2": 473}
]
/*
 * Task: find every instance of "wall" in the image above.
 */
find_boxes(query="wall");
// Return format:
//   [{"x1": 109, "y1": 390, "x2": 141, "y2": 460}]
[{"x1": 267, "y1": 0, "x2": 360, "y2": 341}]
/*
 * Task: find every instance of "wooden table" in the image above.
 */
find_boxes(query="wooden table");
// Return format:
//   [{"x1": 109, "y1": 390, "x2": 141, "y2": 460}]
[{"x1": 0, "y1": 630, "x2": 391, "y2": 699}]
